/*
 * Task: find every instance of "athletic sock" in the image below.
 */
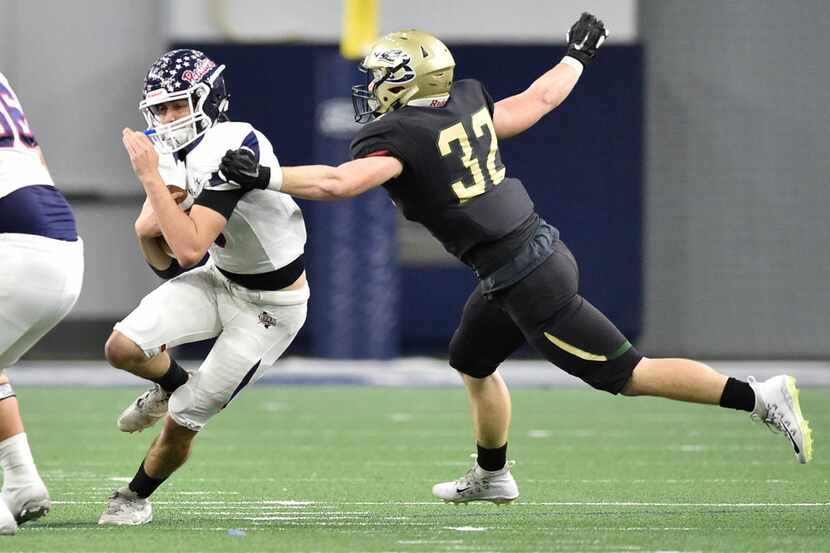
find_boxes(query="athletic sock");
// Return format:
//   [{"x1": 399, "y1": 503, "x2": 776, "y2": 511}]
[
  {"x1": 0, "y1": 433, "x2": 40, "y2": 488},
  {"x1": 128, "y1": 462, "x2": 166, "y2": 499},
  {"x1": 719, "y1": 377, "x2": 756, "y2": 412},
  {"x1": 476, "y1": 442, "x2": 508, "y2": 471},
  {"x1": 153, "y1": 358, "x2": 188, "y2": 394}
]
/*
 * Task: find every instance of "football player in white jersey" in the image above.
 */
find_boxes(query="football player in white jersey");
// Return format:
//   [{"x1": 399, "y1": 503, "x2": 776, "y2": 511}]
[
  {"x1": 0, "y1": 73, "x2": 84, "y2": 534},
  {"x1": 98, "y1": 50, "x2": 309, "y2": 526}
]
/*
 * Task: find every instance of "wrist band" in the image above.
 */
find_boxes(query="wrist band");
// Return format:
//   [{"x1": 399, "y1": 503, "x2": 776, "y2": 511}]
[
  {"x1": 560, "y1": 55, "x2": 584, "y2": 77},
  {"x1": 269, "y1": 166, "x2": 284, "y2": 191}
]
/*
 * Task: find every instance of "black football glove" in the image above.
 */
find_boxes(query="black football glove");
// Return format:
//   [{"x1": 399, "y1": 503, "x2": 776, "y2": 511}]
[
  {"x1": 565, "y1": 12, "x2": 608, "y2": 66},
  {"x1": 219, "y1": 148, "x2": 270, "y2": 191}
]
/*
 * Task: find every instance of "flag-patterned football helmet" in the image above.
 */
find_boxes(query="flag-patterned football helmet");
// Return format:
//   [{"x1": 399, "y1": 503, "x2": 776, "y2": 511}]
[
  {"x1": 352, "y1": 30, "x2": 455, "y2": 123},
  {"x1": 139, "y1": 49, "x2": 229, "y2": 154}
]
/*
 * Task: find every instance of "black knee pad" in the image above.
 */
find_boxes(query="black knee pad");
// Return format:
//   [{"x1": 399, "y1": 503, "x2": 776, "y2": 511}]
[
  {"x1": 448, "y1": 333, "x2": 499, "y2": 379},
  {"x1": 448, "y1": 358, "x2": 498, "y2": 379},
  {"x1": 569, "y1": 345, "x2": 643, "y2": 394}
]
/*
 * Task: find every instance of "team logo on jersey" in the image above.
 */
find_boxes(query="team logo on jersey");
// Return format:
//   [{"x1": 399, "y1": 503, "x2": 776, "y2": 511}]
[
  {"x1": 258, "y1": 311, "x2": 277, "y2": 329},
  {"x1": 187, "y1": 174, "x2": 208, "y2": 198}
]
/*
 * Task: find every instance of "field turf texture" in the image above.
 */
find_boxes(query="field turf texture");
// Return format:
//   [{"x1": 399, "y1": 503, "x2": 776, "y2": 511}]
[{"x1": 6, "y1": 386, "x2": 829, "y2": 552}]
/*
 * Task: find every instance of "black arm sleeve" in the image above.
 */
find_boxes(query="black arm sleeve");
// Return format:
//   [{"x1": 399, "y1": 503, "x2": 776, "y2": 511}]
[
  {"x1": 193, "y1": 181, "x2": 245, "y2": 220},
  {"x1": 148, "y1": 252, "x2": 210, "y2": 280},
  {"x1": 149, "y1": 259, "x2": 185, "y2": 280}
]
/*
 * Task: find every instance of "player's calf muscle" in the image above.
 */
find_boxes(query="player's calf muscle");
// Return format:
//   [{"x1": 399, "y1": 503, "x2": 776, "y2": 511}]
[{"x1": 621, "y1": 357, "x2": 727, "y2": 403}]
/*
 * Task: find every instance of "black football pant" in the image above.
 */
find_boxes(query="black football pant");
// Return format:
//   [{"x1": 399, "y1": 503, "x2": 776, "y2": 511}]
[{"x1": 449, "y1": 240, "x2": 642, "y2": 393}]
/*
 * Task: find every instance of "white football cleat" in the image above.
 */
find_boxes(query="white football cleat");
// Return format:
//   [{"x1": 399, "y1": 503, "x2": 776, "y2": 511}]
[
  {"x1": 748, "y1": 375, "x2": 813, "y2": 463},
  {"x1": 98, "y1": 488, "x2": 152, "y2": 526},
  {"x1": 0, "y1": 500, "x2": 17, "y2": 535},
  {"x1": 432, "y1": 459, "x2": 519, "y2": 504},
  {"x1": 117, "y1": 384, "x2": 170, "y2": 433},
  {"x1": 1, "y1": 477, "x2": 51, "y2": 525}
]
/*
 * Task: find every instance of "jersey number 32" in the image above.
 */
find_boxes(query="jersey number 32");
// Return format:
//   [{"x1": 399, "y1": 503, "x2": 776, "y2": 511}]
[{"x1": 438, "y1": 106, "x2": 505, "y2": 202}]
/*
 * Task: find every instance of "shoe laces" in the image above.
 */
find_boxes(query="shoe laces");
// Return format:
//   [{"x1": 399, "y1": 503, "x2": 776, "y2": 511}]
[
  {"x1": 747, "y1": 378, "x2": 795, "y2": 439},
  {"x1": 136, "y1": 385, "x2": 169, "y2": 410},
  {"x1": 455, "y1": 471, "x2": 476, "y2": 490},
  {"x1": 104, "y1": 491, "x2": 136, "y2": 515},
  {"x1": 456, "y1": 454, "x2": 515, "y2": 486},
  {"x1": 454, "y1": 461, "x2": 478, "y2": 488},
  {"x1": 759, "y1": 402, "x2": 796, "y2": 440}
]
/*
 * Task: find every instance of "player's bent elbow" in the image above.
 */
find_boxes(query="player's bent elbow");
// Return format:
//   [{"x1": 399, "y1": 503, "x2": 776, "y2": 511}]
[
  {"x1": 177, "y1": 250, "x2": 205, "y2": 269},
  {"x1": 177, "y1": 257, "x2": 200, "y2": 270}
]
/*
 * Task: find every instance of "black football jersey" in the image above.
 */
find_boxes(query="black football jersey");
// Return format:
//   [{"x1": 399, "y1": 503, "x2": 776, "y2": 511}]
[{"x1": 350, "y1": 79, "x2": 535, "y2": 272}]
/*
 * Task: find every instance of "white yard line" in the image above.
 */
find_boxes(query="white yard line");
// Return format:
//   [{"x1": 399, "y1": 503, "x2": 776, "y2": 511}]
[{"x1": 52, "y1": 499, "x2": 830, "y2": 507}]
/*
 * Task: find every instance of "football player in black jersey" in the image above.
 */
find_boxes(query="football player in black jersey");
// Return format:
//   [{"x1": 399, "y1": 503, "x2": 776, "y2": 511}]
[{"x1": 220, "y1": 14, "x2": 813, "y2": 503}]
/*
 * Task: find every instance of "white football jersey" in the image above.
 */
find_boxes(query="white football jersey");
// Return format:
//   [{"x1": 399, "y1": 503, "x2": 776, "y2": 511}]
[
  {"x1": 159, "y1": 121, "x2": 306, "y2": 275},
  {"x1": 0, "y1": 72, "x2": 54, "y2": 199}
]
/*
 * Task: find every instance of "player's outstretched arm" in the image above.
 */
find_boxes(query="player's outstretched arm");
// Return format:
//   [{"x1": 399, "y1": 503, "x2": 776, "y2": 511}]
[
  {"x1": 493, "y1": 12, "x2": 607, "y2": 139},
  {"x1": 282, "y1": 157, "x2": 402, "y2": 199},
  {"x1": 219, "y1": 149, "x2": 403, "y2": 200}
]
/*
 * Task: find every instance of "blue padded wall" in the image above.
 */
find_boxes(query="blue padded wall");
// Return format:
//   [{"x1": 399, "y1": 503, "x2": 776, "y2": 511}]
[{"x1": 175, "y1": 43, "x2": 643, "y2": 356}]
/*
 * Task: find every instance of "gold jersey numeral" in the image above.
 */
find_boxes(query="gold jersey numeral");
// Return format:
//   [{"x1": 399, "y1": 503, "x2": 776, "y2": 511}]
[
  {"x1": 438, "y1": 121, "x2": 486, "y2": 201},
  {"x1": 438, "y1": 106, "x2": 505, "y2": 202},
  {"x1": 472, "y1": 107, "x2": 506, "y2": 186}
]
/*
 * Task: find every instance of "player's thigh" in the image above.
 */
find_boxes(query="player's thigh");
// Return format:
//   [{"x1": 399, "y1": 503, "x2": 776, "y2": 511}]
[
  {"x1": 113, "y1": 266, "x2": 222, "y2": 357},
  {"x1": 498, "y1": 242, "x2": 641, "y2": 393},
  {"x1": 448, "y1": 284, "x2": 525, "y2": 378},
  {"x1": 495, "y1": 240, "x2": 580, "y2": 330},
  {"x1": 523, "y1": 295, "x2": 641, "y2": 393},
  {"x1": 0, "y1": 312, "x2": 67, "y2": 369},
  {"x1": 0, "y1": 236, "x2": 84, "y2": 367},
  {"x1": 168, "y1": 294, "x2": 307, "y2": 431}
]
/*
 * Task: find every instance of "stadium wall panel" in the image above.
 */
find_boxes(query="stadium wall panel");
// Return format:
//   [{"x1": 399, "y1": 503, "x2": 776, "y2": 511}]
[
  {"x1": 639, "y1": 0, "x2": 830, "y2": 357},
  {"x1": 171, "y1": 43, "x2": 645, "y2": 356}
]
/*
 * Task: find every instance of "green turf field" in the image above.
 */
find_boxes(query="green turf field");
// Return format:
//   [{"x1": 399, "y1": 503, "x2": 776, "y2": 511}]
[{"x1": 5, "y1": 386, "x2": 828, "y2": 552}]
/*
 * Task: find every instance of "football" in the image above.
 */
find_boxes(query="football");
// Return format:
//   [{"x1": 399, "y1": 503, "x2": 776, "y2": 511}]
[{"x1": 168, "y1": 184, "x2": 187, "y2": 205}]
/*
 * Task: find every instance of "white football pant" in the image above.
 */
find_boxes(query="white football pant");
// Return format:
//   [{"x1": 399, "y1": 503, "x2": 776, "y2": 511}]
[
  {"x1": 0, "y1": 234, "x2": 84, "y2": 371},
  {"x1": 114, "y1": 261, "x2": 308, "y2": 431}
]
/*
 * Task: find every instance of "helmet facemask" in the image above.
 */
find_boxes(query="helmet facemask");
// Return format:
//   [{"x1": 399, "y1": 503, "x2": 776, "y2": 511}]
[
  {"x1": 352, "y1": 66, "x2": 381, "y2": 123},
  {"x1": 352, "y1": 62, "x2": 415, "y2": 123},
  {"x1": 139, "y1": 59, "x2": 229, "y2": 155}
]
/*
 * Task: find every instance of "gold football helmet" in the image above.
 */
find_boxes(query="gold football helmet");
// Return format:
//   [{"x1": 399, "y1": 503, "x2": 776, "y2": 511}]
[{"x1": 352, "y1": 30, "x2": 455, "y2": 123}]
